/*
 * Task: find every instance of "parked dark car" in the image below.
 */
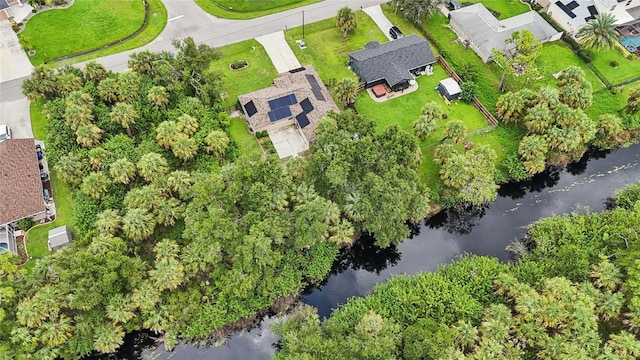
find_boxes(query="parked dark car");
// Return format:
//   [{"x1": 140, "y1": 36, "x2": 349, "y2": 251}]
[{"x1": 389, "y1": 26, "x2": 404, "y2": 40}]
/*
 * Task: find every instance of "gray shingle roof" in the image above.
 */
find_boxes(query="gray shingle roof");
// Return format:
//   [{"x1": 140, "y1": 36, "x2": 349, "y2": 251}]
[
  {"x1": 0, "y1": 0, "x2": 10, "y2": 11},
  {"x1": 449, "y1": 4, "x2": 562, "y2": 62},
  {"x1": 349, "y1": 35, "x2": 436, "y2": 87}
]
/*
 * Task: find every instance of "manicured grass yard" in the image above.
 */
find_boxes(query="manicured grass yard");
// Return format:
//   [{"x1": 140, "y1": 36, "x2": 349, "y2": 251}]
[
  {"x1": 194, "y1": 0, "x2": 319, "y2": 19},
  {"x1": 591, "y1": 48, "x2": 640, "y2": 84},
  {"x1": 229, "y1": 117, "x2": 262, "y2": 157},
  {"x1": 285, "y1": 12, "x2": 389, "y2": 85},
  {"x1": 209, "y1": 39, "x2": 278, "y2": 110},
  {"x1": 20, "y1": 0, "x2": 149, "y2": 65},
  {"x1": 536, "y1": 42, "x2": 605, "y2": 90},
  {"x1": 355, "y1": 65, "x2": 506, "y2": 187},
  {"x1": 465, "y1": 0, "x2": 531, "y2": 19}
]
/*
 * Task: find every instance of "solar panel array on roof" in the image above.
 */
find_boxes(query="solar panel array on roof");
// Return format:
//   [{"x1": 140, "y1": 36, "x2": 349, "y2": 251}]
[
  {"x1": 300, "y1": 98, "x2": 314, "y2": 113},
  {"x1": 305, "y1": 74, "x2": 326, "y2": 101},
  {"x1": 243, "y1": 100, "x2": 257, "y2": 117},
  {"x1": 268, "y1": 94, "x2": 297, "y2": 110},
  {"x1": 268, "y1": 107, "x2": 292, "y2": 122},
  {"x1": 296, "y1": 113, "x2": 310, "y2": 128}
]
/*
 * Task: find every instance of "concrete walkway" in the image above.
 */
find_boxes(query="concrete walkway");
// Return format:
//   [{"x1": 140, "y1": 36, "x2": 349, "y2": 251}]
[
  {"x1": 363, "y1": 5, "x2": 394, "y2": 41},
  {"x1": 256, "y1": 31, "x2": 301, "y2": 73}
]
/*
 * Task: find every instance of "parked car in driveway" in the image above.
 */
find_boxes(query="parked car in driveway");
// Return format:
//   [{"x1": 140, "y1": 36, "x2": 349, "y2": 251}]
[
  {"x1": 0, "y1": 125, "x2": 11, "y2": 142},
  {"x1": 389, "y1": 26, "x2": 404, "y2": 40}
]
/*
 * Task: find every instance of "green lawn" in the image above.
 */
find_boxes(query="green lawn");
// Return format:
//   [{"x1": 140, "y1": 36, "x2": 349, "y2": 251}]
[
  {"x1": 30, "y1": 100, "x2": 47, "y2": 140},
  {"x1": 465, "y1": 0, "x2": 531, "y2": 19},
  {"x1": 194, "y1": 0, "x2": 320, "y2": 19},
  {"x1": 536, "y1": 42, "x2": 605, "y2": 90},
  {"x1": 355, "y1": 65, "x2": 502, "y2": 187},
  {"x1": 20, "y1": 0, "x2": 166, "y2": 66},
  {"x1": 229, "y1": 117, "x2": 262, "y2": 157},
  {"x1": 209, "y1": 40, "x2": 278, "y2": 110},
  {"x1": 285, "y1": 11, "x2": 388, "y2": 85},
  {"x1": 591, "y1": 48, "x2": 640, "y2": 85},
  {"x1": 24, "y1": 170, "x2": 74, "y2": 271}
]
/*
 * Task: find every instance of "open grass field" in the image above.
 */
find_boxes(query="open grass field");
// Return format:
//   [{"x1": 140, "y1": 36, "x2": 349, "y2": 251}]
[
  {"x1": 209, "y1": 39, "x2": 278, "y2": 110},
  {"x1": 285, "y1": 12, "x2": 388, "y2": 85},
  {"x1": 194, "y1": 0, "x2": 319, "y2": 19},
  {"x1": 591, "y1": 48, "x2": 640, "y2": 85},
  {"x1": 465, "y1": 0, "x2": 531, "y2": 19},
  {"x1": 229, "y1": 117, "x2": 262, "y2": 157},
  {"x1": 20, "y1": 0, "x2": 147, "y2": 65}
]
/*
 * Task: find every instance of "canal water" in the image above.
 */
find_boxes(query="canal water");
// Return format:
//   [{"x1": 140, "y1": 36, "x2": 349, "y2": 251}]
[{"x1": 114, "y1": 145, "x2": 640, "y2": 359}]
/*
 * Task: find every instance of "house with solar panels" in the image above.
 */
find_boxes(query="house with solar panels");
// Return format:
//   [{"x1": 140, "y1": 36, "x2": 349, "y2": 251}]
[
  {"x1": 547, "y1": 0, "x2": 640, "y2": 36},
  {"x1": 238, "y1": 65, "x2": 339, "y2": 157}
]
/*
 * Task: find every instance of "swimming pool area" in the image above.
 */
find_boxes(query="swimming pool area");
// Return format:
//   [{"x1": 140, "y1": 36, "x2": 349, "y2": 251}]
[{"x1": 620, "y1": 35, "x2": 640, "y2": 52}]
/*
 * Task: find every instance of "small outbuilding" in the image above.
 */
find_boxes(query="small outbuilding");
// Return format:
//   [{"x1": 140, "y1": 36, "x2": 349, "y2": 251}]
[
  {"x1": 48, "y1": 225, "x2": 72, "y2": 252},
  {"x1": 438, "y1": 77, "x2": 462, "y2": 101}
]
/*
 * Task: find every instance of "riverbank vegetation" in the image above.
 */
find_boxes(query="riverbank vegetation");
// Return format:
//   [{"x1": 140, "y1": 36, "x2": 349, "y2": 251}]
[{"x1": 273, "y1": 181, "x2": 640, "y2": 359}]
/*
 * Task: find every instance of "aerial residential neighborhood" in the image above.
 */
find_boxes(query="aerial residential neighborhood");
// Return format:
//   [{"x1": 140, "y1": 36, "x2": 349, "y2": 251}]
[{"x1": 1, "y1": 0, "x2": 640, "y2": 358}]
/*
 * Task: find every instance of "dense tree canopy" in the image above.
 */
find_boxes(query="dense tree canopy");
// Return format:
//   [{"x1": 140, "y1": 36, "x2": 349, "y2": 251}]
[{"x1": 305, "y1": 110, "x2": 430, "y2": 247}]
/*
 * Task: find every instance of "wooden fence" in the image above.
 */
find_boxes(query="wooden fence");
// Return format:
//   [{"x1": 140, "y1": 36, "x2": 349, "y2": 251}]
[{"x1": 436, "y1": 55, "x2": 499, "y2": 126}]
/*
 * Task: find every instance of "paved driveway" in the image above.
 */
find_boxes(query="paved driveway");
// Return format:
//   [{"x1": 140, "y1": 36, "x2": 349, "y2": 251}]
[
  {"x1": 256, "y1": 31, "x2": 301, "y2": 73},
  {"x1": 268, "y1": 126, "x2": 308, "y2": 158},
  {"x1": 363, "y1": 5, "x2": 394, "y2": 41},
  {"x1": 0, "y1": 21, "x2": 34, "y2": 83}
]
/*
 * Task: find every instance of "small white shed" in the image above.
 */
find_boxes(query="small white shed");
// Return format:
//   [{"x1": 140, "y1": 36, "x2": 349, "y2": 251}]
[
  {"x1": 438, "y1": 77, "x2": 462, "y2": 101},
  {"x1": 48, "y1": 225, "x2": 72, "y2": 252}
]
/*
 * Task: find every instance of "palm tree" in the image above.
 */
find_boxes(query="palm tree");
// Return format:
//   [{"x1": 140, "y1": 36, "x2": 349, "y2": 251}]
[
  {"x1": 154, "y1": 197, "x2": 184, "y2": 227},
  {"x1": 131, "y1": 283, "x2": 160, "y2": 311},
  {"x1": 93, "y1": 322, "x2": 125, "y2": 354},
  {"x1": 38, "y1": 316, "x2": 72, "y2": 346},
  {"x1": 626, "y1": 86, "x2": 640, "y2": 115},
  {"x1": 176, "y1": 114, "x2": 199, "y2": 136},
  {"x1": 16, "y1": 297, "x2": 47, "y2": 328},
  {"x1": 334, "y1": 78, "x2": 358, "y2": 108},
  {"x1": 433, "y1": 141, "x2": 455, "y2": 165},
  {"x1": 110, "y1": 102, "x2": 138, "y2": 137},
  {"x1": 497, "y1": 91, "x2": 527, "y2": 123},
  {"x1": 97, "y1": 77, "x2": 118, "y2": 103},
  {"x1": 80, "y1": 172, "x2": 110, "y2": 199},
  {"x1": 55, "y1": 73, "x2": 83, "y2": 97},
  {"x1": 166, "y1": 170, "x2": 192, "y2": 198},
  {"x1": 142, "y1": 306, "x2": 170, "y2": 334},
  {"x1": 88, "y1": 147, "x2": 108, "y2": 170},
  {"x1": 413, "y1": 114, "x2": 438, "y2": 141},
  {"x1": 524, "y1": 103, "x2": 552, "y2": 134},
  {"x1": 518, "y1": 135, "x2": 548, "y2": 174},
  {"x1": 204, "y1": 130, "x2": 230, "y2": 157},
  {"x1": 336, "y1": 6, "x2": 357, "y2": 39},
  {"x1": 147, "y1": 85, "x2": 169, "y2": 107},
  {"x1": 76, "y1": 123, "x2": 104, "y2": 148},
  {"x1": 443, "y1": 119, "x2": 467, "y2": 144},
  {"x1": 155, "y1": 120, "x2": 179, "y2": 150},
  {"x1": 596, "y1": 290, "x2": 624, "y2": 321},
  {"x1": 54, "y1": 152, "x2": 88, "y2": 186},
  {"x1": 124, "y1": 185, "x2": 162, "y2": 210},
  {"x1": 83, "y1": 61, "x2": 107, "y2": 82},
  {"x1": 109, "y1": 158, "x2": 136, "y2": 184},
  {"x1": 150, "y1": 258, "x2": 185, "y2": 291},
  {"x1": 329, "y1": 218, "x2": 355, "y2": 245},
  {"x1": 577, "y1": 13, "x2": 618, "y2": 52},
  {"x1": 137, "y1": 152, "x2": 169, "y2": 182},
  {"x1": 64, "y1": 103, "x2": 93, "y2": 131},
  {"x1": 106, "y1": 294, "x2": 136, "y2": 324},
  {"x1": 154, "y1": 238, "x2": 180, "y2": 259},
  {"x1": 122, "y1": 208, "x2": 156, "y2": 241},
  {"x1": 66, "y1": 90, "x2": 95, "y2": 109},
  {"x1": 171, "y1": 134, "x2": 198, "y2": 162},
  {"x1": 115, "y1": 71, "x2": 141, "y2": 103},
  {"x1": 591, "y1": 257, "x2": 622, "y2": 291},
  {"x1": 453, "y1": 319, "x2": 479, "y2": 352},
  {"x1": 95, "y1": 209, "x2": 122, "y2": 235}
]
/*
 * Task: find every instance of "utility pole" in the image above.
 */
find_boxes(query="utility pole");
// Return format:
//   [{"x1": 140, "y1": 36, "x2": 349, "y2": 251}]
[{"x1": 302, "y1": 11, "x2": 305, "y2": 39}]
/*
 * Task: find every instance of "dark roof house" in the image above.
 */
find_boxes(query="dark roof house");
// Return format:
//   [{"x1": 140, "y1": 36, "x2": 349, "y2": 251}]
[
  {"x1": 349, "y1": 35, "x2": 436, "y2": 91},
  {"x1": 0, "y1": 138, "x2": 45, "y2": 226}
]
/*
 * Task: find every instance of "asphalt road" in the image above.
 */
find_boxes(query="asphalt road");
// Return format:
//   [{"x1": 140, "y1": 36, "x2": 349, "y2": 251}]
[{"x1": 0, "y1": 0, "x2": 389, "y2": 137}]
